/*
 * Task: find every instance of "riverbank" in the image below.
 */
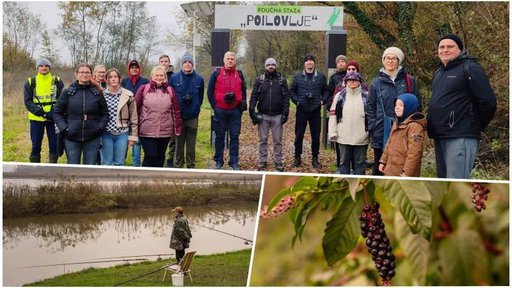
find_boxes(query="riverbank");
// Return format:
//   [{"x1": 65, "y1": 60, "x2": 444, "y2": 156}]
[
  {"x1": 25, "y1": 249, "x2": 251, "y2": 286},
  {"x1": 3, "y1": 180, "x2": 260, "y2": 218}
]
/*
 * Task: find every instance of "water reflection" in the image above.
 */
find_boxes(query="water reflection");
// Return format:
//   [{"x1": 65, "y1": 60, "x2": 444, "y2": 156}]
[{"x1": 3, "y1": 204, "x2": 257, "y2": 286}]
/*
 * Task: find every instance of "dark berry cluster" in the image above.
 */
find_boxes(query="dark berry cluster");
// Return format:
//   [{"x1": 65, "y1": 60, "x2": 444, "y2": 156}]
[
  {"x1": 260, "y1": 195, "x2": 295, "y2": 218},
  {"x1": 472, "y1": 183, "x2": 490, "y2": 212},
  {"x1": 359, "y1": 203, "x2": 396, "y2": 285}
]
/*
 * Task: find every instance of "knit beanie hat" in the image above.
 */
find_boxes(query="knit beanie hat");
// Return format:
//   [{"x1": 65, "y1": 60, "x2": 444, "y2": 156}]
[
  {"x1": 335, "y1": 55, "x2": 348, "y2": 63},
  {"x1": 36, "y1": 58, "x2": 51, "y2": 69},
  {"x1": 382, "y1": 47, "x2": 405, "y2": 64},
  {"x1": 344, "y1": 71, "x2": 362, "y2": 83},
  {"x1": 437, "y1": 34, "x2": 464, "y2": 50},
  {"x1": 181, "y1": 53, "x2": 194, "y2": 66},
  {"x1": 303, "y1": 54, "x2": 315, "y2": 63},
  {"x1": 346, "y1": 60, "x2": 360, "y2": 71},
  {"x1": 265, "y1": 58, "x2": 277, "y2": 67}
]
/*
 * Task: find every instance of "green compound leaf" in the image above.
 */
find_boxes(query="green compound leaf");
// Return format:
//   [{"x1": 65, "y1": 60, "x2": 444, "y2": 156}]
[
  {"x1": 381, "y1": 180, "x2": 432, "y2": 240},
  {"x1": 395, "y1": 210, "x2": 429, "y2": 285},
  {"x1": 322, "y1": 192, "x2": 364, "y2": 266},
  {"x1": 439, "y1": 228, "x2": 488, "y2": 285}
]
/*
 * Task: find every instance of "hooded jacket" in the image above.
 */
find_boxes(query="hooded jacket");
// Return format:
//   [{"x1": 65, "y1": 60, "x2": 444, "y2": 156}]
[
  {"x1": 121, "y1": 60, "x2": 149, "y2": 95},
  {"x1": 380, "y1": 94, "x2": 426, "y2": 177},
  {"x1": 135, "y1": 81, "x2": 182, "y2": 138},
  {"x1": 427, "y1": 50, "x2": 496, "y2": 140},
  {"x1": 367, "y1": 67, "x2": 419, "y2": 149},
  {"x1": 249, "y1": 71, "x2": 290, "y2": 117},
  {"x1": 53, "y1": 81, "x2": 109, "y2": 143},
  {"x1": 169, "y1": 214, "x2": 192, "y2": 250},
  {"x1": 170, "y1": 69, "x2": 205, "y2": 120}
]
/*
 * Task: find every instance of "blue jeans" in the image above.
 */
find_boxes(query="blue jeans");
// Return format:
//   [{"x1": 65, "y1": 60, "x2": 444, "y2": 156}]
[
  {"x1": 29, "y1": 120, "x2": 57, "y2": 161},
  {"x1": 139, "y1": 137, "x2": 171, "y2": 167},
  {"x1": 213, "y1": 108, "x2": 241, "y2": 166},
  {"x1": 64, "y1": 137, "x2": 101, "y2": 165},
  {"x1": 434, "y1": 138, "x2": 479, "y2": 179},
  {"x1": 132, "y1": 143, "x2": 141, "y2": 166},
  {"x1": 100, "y1": 132, "x2": 129, "y2": 166},
  {"x1": 337, "y1": 144, "x2": 368, "y2": 175}
]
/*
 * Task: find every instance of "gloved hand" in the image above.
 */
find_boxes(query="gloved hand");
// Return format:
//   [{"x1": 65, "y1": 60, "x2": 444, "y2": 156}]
[
  {"x1": 281, "y1": 114, "x2": 288, "y2": 124},
  {"x1": 45, "y1": 110, "x2": 54, "y2": 120},
  {"x1": 238, "y1": 101, "x2": 247, "y2": 112}
]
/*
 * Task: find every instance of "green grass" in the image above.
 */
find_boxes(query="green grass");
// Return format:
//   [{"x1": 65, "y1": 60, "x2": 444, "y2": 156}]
[{"x1": 26, "y1": 249, "x2": 251, "y2": 286}]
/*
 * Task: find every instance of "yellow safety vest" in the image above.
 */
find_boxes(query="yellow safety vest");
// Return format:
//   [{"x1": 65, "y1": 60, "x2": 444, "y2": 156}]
[{"x1": 27, "y1": 75, "x2": 59, "y2": 121}]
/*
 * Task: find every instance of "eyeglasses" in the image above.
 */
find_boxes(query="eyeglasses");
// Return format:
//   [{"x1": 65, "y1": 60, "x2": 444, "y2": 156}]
[
  {"x1": 78, "y1": 71, "x2": 92, "y2": 75},
  {"x1": 347, "y1": 67, "x2": 357, "y2": 71},
  {"x1": 384, "y1": 57, "x2": 399, "y2": 62}
]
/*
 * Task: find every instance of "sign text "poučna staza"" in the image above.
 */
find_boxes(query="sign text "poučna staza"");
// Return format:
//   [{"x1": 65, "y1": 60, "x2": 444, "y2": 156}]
[{"x1": 214, "y1": 5, "x2": 344, "y2": 31}]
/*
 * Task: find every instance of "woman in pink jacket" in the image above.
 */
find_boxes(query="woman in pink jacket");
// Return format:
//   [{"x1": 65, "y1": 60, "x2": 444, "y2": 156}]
[{"x1": 135, "y1": 66, "x2": 182, "y2": 167}]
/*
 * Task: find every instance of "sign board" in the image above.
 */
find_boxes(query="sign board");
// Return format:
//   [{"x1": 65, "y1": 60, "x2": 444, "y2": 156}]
[{"x1": 215, "y1": 5, "x2": 343, "y2": 31}]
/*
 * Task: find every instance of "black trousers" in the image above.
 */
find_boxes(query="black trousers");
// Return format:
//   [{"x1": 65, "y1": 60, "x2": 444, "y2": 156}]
[
  {"x1": 175, "y1": 249, "x2": 185, "y2": 263},
  {"x1": 139, "y1": 137, "x2": 171, "y2": 167},
  {"x1": 372, "y1": 148, "x2": 384, "y2": 175},
  {"x1": 294, "y1": 108, "x2": 321, "y2": 158}
]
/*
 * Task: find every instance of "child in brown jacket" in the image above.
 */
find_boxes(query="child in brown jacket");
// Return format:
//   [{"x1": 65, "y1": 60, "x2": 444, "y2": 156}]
[{"x1": 379, "y1": 93, "x2": 426, "y2": 177}]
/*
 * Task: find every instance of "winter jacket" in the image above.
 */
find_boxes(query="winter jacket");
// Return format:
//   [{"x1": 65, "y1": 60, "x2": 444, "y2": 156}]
[
  {"x1": 170, "y1": 70, "x2": 205, "y2": 120},
  {"x1": 106, "y1": 87, "x2": 139, "y2": 142},
  {"x1": 328, "y1": 86, "x2": 369, "y2": 145},
  {"x1": 327, "y1": 70, "x2": 346, "y2": 107},
  {"x1": 290, "y1": 69, "x2": 329, "y2": 113},
  {"x1": 367, "y1": 67, "x2": 419, "y2": 149},
  {"x1": 207, "y1": 66, "x2": 247, "y2": 111},
  {"x1": 24, "y1": 73, "x2": 64, "y2": 122},
  {"x1": 135, "y1": 81, "x2": 182, "y2": 138},
  {"x1": 169, "y1": 214, "x2": 192, "y2": 250},
  {"x1": 53, "y1": 81, "x2": 109, "y2": 143},
  {"x1": 380, "y1": 112, "x2": 426, "y2": 177},
  {"x1": 249, "y1": 71, "x2": 290, "y2": 117},
  {"x1": 427, "y1": 50, "x2": 496, "y2": 140},
  {"x1": 121, "y1": 60, "x2": 149, "y2": 95}
]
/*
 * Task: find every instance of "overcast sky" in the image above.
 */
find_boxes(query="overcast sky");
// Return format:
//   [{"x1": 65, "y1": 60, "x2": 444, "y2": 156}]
[{"x1": 24, "y1": 0, "x2": 186, "y2": 65}]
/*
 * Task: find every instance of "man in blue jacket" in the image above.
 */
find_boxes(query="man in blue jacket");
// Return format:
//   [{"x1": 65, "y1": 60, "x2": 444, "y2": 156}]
[
  {"x1": 290, "y1": 54, "x2": 329, "y2": 169},
  {"x1": 169, "y1": 53, "x2": 205, "y2": 168},
  {"x1": 121, "y1": 60, "x2": 149, "y2": 167},
  {"x1": 427, "y1": 34, "x2": 496, "y2": 179}
]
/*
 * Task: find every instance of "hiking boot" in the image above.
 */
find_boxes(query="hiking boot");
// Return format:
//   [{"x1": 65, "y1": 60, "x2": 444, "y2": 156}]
[
  {"x1": 275, "y1": 162, "x2": 285, "y2": 172},
  {"x1": 312, "y1": 157, "x2": 322, "y2": 168},
  {"x1": 293, "y1": 156, "x2": 301, "y2": 167},
  {"x1": 230, "y1": 163, "x2": 241, "y2": 170},
  {"x1": 49, "y1": 154, "x2": 58, "y2": 163},
  {"x1": 258, "y1": 162, "x2": 267, "y2": 170},
  {"x1": 214, "y1": 162, "x2": 223, "y2": 169},
  {"x1": 29, "y1": 155, "x2": 41, "y2": 163}
]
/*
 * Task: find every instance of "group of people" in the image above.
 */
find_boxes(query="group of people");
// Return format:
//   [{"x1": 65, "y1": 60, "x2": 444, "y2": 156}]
[
  {"x1": 25, "y1": 54, "x2": 204, "y2": 168},
  {"x1": 24, "y1": 33, "x2": 496, "y2": 178}
]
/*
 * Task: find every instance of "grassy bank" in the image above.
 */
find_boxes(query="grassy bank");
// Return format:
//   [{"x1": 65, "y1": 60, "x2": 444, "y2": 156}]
[
  {"x1": 26, "y1": 249, "x2": 251, "y2": 286},
  {"x1": 3, "y1": 180, "x2": 260, "y2": 218}
]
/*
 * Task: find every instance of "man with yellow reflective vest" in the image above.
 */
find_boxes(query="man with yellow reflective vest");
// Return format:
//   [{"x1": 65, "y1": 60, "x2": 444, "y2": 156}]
[{"x1": 23, "y1": 58, "x2": 64, "y2": 163}]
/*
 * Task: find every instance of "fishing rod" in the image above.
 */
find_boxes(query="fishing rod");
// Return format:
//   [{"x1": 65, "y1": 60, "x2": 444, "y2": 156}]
[
  {"x1": 114, "y1": 265, "x2": 168, "y2": 287},
  {"x1": 90, "y1": 253, "x2": 172, "y2": 261},
  {"x1": 194, "y1": 224, "x2": 253, "y2": 243},
  {"x1": 14, "y1": 258, "x2": 148, "y2": 269}
]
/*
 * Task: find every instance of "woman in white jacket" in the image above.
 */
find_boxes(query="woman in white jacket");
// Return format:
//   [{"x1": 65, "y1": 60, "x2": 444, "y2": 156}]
[{"x1": 328, "y1": 72, "x2": 369, "y2": 174}]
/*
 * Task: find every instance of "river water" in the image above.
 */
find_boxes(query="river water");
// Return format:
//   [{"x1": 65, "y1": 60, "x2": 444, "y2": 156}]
[{"x1": 3, "y1": 204, "x2": 257, "y2": 286}]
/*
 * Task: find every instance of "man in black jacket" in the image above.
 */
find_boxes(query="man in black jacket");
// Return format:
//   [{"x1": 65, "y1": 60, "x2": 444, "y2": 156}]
[
  {"x1": 427, "y1": 34, "x2": 496, "y2": 179},
  {"x1": 327, "y1": 54, "x2": 347, "y2": 108},
  {"x1": 249, "y1": 58, "x2": 290, "y2": 172},
  {"x1": 290, "y1": 54, "x2": 329, "y2": 168}
]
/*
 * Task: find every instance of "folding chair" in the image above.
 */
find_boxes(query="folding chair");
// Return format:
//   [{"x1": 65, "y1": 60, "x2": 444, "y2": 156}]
[{"x1": 162, "y1": 251, "x2": 196, "y2": 284}]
